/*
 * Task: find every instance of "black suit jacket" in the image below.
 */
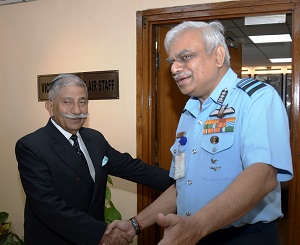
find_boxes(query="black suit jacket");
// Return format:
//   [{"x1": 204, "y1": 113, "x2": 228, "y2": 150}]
[{"x1": 15, "y1": 119, "x2": 172, "y2": 245}]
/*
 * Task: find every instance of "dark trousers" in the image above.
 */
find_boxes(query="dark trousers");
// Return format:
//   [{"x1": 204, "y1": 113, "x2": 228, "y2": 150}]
[{"x1": 197, "y1": 220, "x2": 279, "y2": 245}]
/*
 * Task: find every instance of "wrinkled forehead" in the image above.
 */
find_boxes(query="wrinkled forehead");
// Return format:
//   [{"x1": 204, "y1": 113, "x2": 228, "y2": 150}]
[
  {"x1": 168, "y1": 31, "x2": 204, "y2": 59},
  {"x1": 56, "y1": 85, "x2": 88, "y2": 99},
  {"x1": 169, "y1": 29, "x2": 203, "y2": 49}
]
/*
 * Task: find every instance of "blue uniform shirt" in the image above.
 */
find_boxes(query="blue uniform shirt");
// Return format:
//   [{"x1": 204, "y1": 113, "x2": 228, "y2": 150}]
[{"x1": 170, "y1": 68, "x2": 293, "y2": 227}]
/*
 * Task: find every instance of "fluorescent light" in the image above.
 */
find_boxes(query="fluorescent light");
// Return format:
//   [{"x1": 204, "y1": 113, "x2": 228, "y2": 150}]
[
  {"x1": 269, "y1": 58, "x2": 292, "y2": 63},
  {"x1": 249, "y1": 34, "x2": 292, "y2": 43},
  {"x1": 245, "y1": 14, "x2": 286, "y2": 25},
  {"x1": 255, "y1": 68, "x2": 282, "y2": 71}
]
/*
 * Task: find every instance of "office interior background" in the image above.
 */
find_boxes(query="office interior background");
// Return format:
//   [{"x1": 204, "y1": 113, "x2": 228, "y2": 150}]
[{"x1": 0, "y1": 1, "x2": 297, "y2": 245}]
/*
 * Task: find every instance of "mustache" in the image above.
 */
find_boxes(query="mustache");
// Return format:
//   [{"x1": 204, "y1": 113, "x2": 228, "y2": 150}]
[
  {"x1": 173, "y1": 72, "x2": 192, "y2": 81},
  {"x1": 62, "y1": 113, "x2": 89, "y2": 119}
]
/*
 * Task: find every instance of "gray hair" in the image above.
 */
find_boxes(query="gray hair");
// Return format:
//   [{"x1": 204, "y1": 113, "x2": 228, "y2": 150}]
[
  {"x1": 48, "y1": 74, "x2": 88, "y2": 101},
  {"x1": 164, "y1": 21, "x2": 230, "y2": 66}
]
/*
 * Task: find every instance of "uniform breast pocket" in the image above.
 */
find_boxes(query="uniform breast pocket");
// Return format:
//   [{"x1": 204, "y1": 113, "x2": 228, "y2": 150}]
[
  {"x1": 200, "y1": 133, "x2": 242, "y2": 180},
  {"x1": 201, "y1": 133, "x2": 234, "y2": 154}
]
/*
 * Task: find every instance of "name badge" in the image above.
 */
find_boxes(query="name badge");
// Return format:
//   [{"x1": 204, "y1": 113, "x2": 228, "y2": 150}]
[{"x1": 174, "y1": 152, "x2": 186, "y2": 180}]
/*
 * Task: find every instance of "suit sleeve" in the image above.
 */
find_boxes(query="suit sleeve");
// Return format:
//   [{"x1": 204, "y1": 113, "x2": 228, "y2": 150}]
[{"x1": 101, "y1": 138, "x2": 173, "y2": 191}]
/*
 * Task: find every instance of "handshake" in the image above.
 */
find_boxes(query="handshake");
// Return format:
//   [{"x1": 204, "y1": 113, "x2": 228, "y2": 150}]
[
  {"x1": 99, "y1": 213, "x2": 181, "y2": 245},
  {"x1": 99, "y1": 217, "x2": 140, "y2": 245}
]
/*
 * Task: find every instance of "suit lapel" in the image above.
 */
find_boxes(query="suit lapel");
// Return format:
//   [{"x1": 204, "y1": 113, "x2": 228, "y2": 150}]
[{"x1": 45, "y1": 120, "x2": 94, "y2": 186}]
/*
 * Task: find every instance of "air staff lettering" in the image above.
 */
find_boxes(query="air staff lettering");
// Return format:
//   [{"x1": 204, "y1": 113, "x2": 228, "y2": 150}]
[{"x1": 85, "y1": 79, "x2": 115, "y2": 92}]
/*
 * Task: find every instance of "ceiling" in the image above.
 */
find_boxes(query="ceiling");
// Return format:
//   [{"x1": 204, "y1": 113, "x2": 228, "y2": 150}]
[
  {"x1": 222, "y1": 14, "x2": 292, "y2": 67},
  {"x1": 0, "y1": 0, "x2": 292, "y2": 68}
]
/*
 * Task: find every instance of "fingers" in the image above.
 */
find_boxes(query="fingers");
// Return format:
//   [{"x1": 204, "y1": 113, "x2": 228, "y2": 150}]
[
  {"x1": 105, "y1": 220, "x2": 118, "y2": 235},
  {"x1": 103, "y1": 219, "x2": 137, "y2": 245},
  {"x1": 106, "y1": 220, "x2": 127, "y2": 235},
  {"x1": 102, "y1": 227, "x2": 134, "y2": 245},
  {"x1": 111, "y1": 228, "x2": 132, "y2": 245},
  {"x1": 120, "y1": 229, "x2": 134, "y2": 243},
  {"x1": 156, "y1": 213, "x2": 167, "y2": 227},
  {"x1": 106, "y1": 220, "x2": 136, "y2": 238},
  {"x1": 157, "y1": 213, "x2": 179, "y2": 230}
]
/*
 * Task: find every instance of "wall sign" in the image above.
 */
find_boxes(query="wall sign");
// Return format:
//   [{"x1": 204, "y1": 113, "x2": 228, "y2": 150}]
[{"x1": 37, "y1": 70, "x2": 119, "y2": 101}]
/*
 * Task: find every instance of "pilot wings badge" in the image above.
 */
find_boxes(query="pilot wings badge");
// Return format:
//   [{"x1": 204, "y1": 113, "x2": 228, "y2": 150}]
[{"x1": 209, "y1": 104, "x2": 235, "y2": 118}]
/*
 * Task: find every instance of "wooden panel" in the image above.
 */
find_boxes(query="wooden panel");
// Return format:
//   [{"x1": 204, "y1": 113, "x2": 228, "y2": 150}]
[
  {"x1": 228, "y1": 44, "x2": 242, "y2": 78},
  {"x1": 136, "y1": 15, "x2": 160, "y2": 245},
  {"x1": 287, "y1": 6, "x2": 300, "y2": 245},
  {"x1": 156, "y1": 26, "x2": 188, "y2": 171}
]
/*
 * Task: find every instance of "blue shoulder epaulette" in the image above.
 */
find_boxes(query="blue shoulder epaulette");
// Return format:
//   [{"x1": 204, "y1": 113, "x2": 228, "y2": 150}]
[{"x1": 236, "y1": 77, "x2": 267, "y2": 97}]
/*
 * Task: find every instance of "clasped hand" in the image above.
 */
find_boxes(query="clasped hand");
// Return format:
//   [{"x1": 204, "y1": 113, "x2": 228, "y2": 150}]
[
  {"x1": 157, "y1": 213, "x2": 200, "y2": 245},
  {"x1": 101, "y1": 220, "x2": 135, "y2": 245},
  {"x1": 102, "y1": 213, "x2": 199, "y2": 245}
]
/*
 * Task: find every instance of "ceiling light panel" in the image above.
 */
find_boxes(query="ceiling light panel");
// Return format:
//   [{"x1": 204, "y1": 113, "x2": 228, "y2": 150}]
[
  {"x1": 245, "y1": 14, "x2": 286, "y2": 25},
  {"x1": 249, "y1": 34, "x2": 292, "y2": 43},
  {"x1": 270, "y1": 58, "x2": 292, "y2": 63}
]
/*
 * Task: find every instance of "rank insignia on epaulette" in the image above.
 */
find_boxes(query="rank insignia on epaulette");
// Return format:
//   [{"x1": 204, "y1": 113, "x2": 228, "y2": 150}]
[{"x1": 237, "y1": 78, "x2": 266, "y2": 97}]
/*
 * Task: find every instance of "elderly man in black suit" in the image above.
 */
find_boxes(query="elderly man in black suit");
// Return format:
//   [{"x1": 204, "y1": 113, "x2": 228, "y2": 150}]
[{"x1": 15, "y1": 74, "x2": 171, "y2": 245}]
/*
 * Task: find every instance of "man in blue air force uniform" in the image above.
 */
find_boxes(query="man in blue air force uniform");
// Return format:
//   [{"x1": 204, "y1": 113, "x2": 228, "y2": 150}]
[{"x1": 106, "y1": 21, "x2": 293, "y2": 245}]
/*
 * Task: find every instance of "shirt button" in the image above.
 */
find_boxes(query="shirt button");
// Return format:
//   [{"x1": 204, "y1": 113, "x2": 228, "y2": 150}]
[
  {"x1": 173, "y1": 149, "x2": 177, "y2": 154},
  {"x1": 192, "y1": 149, "x2": 197, "y2": 154},
  {"x1": 212, "y1": 147, "x2": 217, "y2": 152},
  {"x1": 187, "y1": 180, "x2": 192, "y2": 185},
  {"x1": 198, "y1": 120, "x2": 203, "y2": 125},
  {"x1": 75, "y1": 177, "x2": 80, "y2": 182},
  {"x1": 186, "y1": 212, "x2": 191, "y2": 216}
]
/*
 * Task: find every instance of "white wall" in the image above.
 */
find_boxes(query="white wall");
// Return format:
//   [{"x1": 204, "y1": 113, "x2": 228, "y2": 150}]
[{"x1": 0, "y1": 0, "x2": 231, "y2": 242}]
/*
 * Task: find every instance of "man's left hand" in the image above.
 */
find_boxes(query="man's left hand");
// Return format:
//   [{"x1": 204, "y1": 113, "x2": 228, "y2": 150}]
[{"x1": 157, "y1": 213, "x2": 200, "y2": 245}]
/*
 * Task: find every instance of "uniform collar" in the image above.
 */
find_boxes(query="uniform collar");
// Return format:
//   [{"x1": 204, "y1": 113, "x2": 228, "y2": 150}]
[
  {"x1": 209, "y1": 68, "x2": 238, "y2": 105},
  {"x1": 184, "y1": 68, "x2": 238, "y2": 116}
]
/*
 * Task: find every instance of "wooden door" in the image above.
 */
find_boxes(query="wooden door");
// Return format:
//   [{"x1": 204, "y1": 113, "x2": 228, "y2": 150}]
[
  {"x1": 156, "y1": 26, "x2": 188, "y2": 171},
  {"x1": 228, "y1": 45, "x2": 242, "y2": 78}
]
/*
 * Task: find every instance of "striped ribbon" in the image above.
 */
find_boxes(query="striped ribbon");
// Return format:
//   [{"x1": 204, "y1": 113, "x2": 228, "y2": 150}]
[{"x1": 203, "y1": 117, "x2": 236, "y2": 134}]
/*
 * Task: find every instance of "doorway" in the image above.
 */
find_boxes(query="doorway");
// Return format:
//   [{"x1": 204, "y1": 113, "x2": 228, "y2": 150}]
[{"x1": 136, "y1": 1, "x2": 300, "y2": 245}]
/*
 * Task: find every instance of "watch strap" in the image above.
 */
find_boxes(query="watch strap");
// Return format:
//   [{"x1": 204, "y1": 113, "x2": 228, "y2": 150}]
[{"x1": 129, "y1": 217, "x2": 141, "y2": 235}]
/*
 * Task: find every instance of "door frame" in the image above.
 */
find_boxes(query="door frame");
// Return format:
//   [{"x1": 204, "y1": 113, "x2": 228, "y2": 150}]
[{"x1": 136, "y1": 1, "x2": 300, "y2": 244}]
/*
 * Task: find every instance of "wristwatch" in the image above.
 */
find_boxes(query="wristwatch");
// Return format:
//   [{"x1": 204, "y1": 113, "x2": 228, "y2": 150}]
[{"x1": 129, "y1": 217, "x2": 141, "y2": 235}]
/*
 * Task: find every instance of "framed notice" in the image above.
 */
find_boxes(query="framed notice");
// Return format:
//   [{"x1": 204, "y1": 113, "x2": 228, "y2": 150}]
[
  {"x1": 254, "y1": 74, "x2": 283, "y2": 100},
  {"x1": 37, "y1": 70, "x2": 119, "y2": 101}
]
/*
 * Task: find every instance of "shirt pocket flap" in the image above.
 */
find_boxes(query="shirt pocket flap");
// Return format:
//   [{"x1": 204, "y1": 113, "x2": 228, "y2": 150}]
[{"x1": 201, "y1": 133, "x2": 234, "y2": 154}]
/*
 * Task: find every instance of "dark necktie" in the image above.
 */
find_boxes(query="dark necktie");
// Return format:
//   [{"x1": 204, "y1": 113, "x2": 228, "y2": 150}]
[{"x1": 70, "y1": 134, "x2": 88, "y2": 168}]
